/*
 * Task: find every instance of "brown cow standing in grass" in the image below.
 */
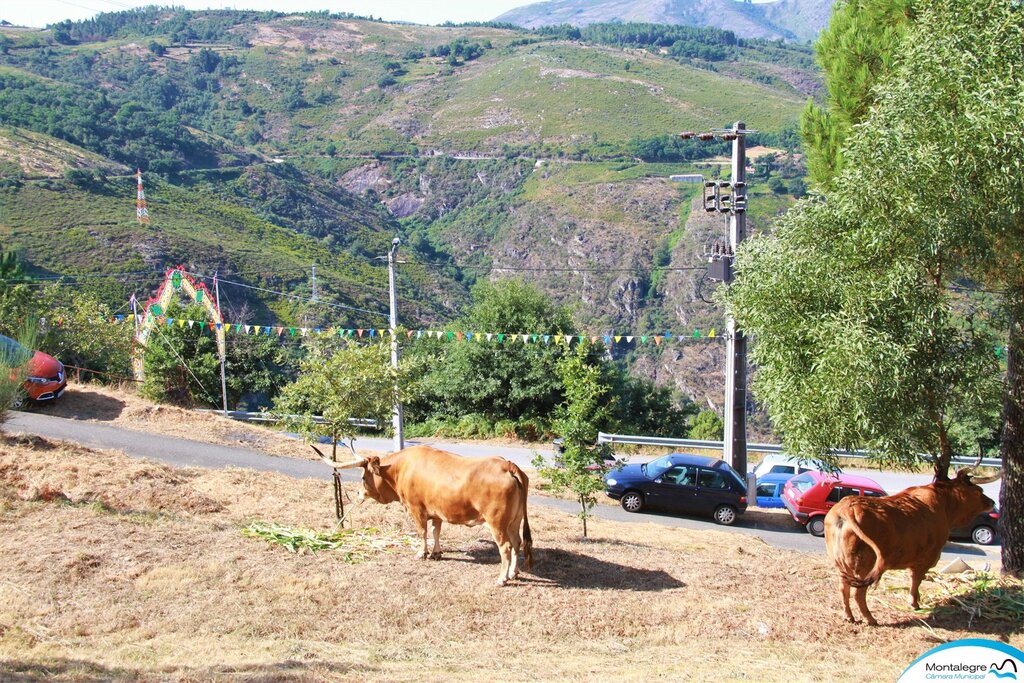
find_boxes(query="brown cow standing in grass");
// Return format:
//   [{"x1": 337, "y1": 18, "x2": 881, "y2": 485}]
[
  {"x1": 316, "y1": 445, "x2": 533, "y2": 585},
  {"x1": 824, "y1": 468, "x2": 1000, "y2": 625}
]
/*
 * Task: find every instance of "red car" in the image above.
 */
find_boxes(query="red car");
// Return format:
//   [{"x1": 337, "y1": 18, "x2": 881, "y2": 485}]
[
  {"x1": 1, "y1": 334, "x2": 67, "y2": 406},
  {"x1": 782, "y1": 470, "x2": 887, "y2": 536}
]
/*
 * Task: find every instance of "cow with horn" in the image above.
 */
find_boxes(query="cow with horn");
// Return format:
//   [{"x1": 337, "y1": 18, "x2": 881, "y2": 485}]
[
  {"x1": 314, "y1": 444, "x2": 533, "y2": 586},
  {"x1": 824, "y1": 461, "x2": 1000, "y2": 625}
]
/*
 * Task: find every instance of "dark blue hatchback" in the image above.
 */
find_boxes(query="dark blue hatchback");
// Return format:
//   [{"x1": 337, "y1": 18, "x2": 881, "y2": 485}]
[{"x1": 605, "y1": 453, "x2": 748, "y2": 525}]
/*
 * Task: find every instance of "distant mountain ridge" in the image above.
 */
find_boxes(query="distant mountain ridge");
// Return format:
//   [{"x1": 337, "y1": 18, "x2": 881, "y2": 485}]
[{"x1": 495, "y1": 0, "x2": 834, "y2": 43}]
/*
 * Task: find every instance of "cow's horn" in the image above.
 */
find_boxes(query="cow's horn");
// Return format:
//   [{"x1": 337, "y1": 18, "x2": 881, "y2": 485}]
[
  {"x1": 310, "y1": 444, "x2": 367, "y2": 469},
  {"x1": 969, "y1": 470, "x2": 1002, "y2": 485}
]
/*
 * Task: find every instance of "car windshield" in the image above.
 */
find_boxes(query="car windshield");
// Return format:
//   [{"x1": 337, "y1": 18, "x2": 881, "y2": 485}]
[
  {"x1": 643, "y1": 456, "x2": 674, "y2": 479},
  {"x1": 0, "y1": 335, "x2": 31, "y2": 367}
]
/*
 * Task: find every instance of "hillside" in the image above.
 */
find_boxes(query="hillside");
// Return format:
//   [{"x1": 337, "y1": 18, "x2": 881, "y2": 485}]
[
  {"x1": 0, "y1": 9, "x2": 814, "y2": 407},
  {"x1": 496, "y1": 0, "x2": 834, "y2": 42}
]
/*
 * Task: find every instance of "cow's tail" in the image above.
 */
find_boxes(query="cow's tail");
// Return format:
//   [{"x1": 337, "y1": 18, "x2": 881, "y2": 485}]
[
  {"x1": 832, "y1": 512, "x2": 886, "y2": 588},
  {"x1": 508, "y1": 462, "x2": 533, "y2": 570}
]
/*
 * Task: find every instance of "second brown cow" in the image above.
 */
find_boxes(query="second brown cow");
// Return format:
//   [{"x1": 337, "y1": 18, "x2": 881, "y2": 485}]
[{"x1": 824, "y1": 468, "x2": 999, "y2": 625}]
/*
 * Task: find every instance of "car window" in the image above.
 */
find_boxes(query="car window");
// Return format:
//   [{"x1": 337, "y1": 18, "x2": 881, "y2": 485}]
[
  {"x1": 768, "y1": 464, "x2": 795, "y2": 475},
  {"x1": 862, "y1": 489, "x2": 885, "y2": 497},
  {"x1": 698, "y1": 468, "x2": 730, "y2": 490},
  {"x1": 789, "y1": 473, "x2": 815, "y2": 493},
  {"x1": 798, "y1": 467, "x2": 813, "y2": 474},
  {"x1": 756, "y1": 483, "x2": 777, "y2": 497},
  {"x1": 660, "y1": 466, "x2": 697, "y2": 486},
  {"x1": 826, "y1": 486, "x2": 860, "y2": 503}
]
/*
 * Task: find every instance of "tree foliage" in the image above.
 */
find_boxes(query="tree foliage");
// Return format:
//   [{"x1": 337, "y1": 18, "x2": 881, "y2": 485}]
[
  {"x1": 412, "y1": 279, "x2": 573, "y2": 427},
  {"x1": 274, "y1": 337, "x2": 416, "y2": 459},
  {"x1": 533, "y1": 342, "x2": 614, "y2": 538},
  {"x1": 799, "y1": 0, "x2": 915, "y2": 188},
  {"x1": 728, "y1": 0, "x2": 1024, "y2": 573}
]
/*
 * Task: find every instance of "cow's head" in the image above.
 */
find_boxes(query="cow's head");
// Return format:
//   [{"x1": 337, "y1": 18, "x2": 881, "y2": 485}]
[
  {"x1": 936, "y1": 468, "x2": 999, "y2": 527},
  {"x1": 351, "y1": 455, "x2": 399, "y2": 504},
  {"x1": 311, "y1": 446, "x2": 399, "y2": 505}
]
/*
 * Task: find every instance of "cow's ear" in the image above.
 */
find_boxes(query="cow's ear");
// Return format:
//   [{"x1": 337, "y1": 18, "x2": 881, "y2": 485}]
[{"x1": 367, "y1": 456, "x2": 382, "y2": 476}]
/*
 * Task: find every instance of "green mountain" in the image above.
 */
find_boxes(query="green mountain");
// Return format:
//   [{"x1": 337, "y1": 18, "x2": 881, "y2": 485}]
[
  {"x1": 495, "y1": 0, "x2": 834, "y2": 43},
  {"x1": 0, "y1": 9, "x2": 813, "y2": 408}
]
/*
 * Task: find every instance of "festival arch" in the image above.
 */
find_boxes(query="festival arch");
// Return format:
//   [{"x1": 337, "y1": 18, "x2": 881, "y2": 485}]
[{"x1": 132, "y1": 266, "x2": 225, "y2": 380}]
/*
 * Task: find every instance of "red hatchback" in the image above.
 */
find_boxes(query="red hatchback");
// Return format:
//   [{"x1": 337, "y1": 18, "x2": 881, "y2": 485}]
[
  {"x1": 1, "y1": 334, "x2": 67, "y2": 406},
  {"x1": 782, "y1": 471, "x2": 887, "y2": 536}
]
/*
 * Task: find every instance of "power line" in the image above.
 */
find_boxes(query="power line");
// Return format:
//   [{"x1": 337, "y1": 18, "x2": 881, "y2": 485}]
[
  {"x1": 183, "y1": 271, "x2": 389, "y2": 320},
  {"x1": 408, "y1": 260, "x2": 710, "y2": 273}
]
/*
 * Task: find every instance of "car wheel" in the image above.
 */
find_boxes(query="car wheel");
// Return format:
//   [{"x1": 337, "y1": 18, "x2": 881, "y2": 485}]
[
  {"x1": 9, "y1": 392, "x2": 26, "y2": 410},
  {"x1": 713, "y1": 505, "x2": 737, "y2": 526},
  {"x1": 620, "y1": 491, "x2": 644, "y2": 513},
  {"x1": 972, "y1": 525, "x2": 995, "y2": 546},
  {"x1": 806, "y1": 517, "x2": 826, "y2": 537}
]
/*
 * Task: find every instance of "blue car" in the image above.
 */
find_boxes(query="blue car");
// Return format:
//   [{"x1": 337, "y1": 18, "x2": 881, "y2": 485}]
[
  {"x1": 604, "y1": 453, "x2": 748, "y2": 525},
  {"x1": 754, "y1": 473, "x2": 793, "y2": 509}
]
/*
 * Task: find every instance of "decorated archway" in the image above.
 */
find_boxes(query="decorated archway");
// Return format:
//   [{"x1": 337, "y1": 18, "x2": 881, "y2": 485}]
[{"x1": 132, "y1": 266, "x2": 225, "y2": 380}]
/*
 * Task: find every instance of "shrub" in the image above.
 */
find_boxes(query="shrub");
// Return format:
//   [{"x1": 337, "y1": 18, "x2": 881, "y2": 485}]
[{"x1": 493, "y1": 419, "x2": 516, "y2": 438}]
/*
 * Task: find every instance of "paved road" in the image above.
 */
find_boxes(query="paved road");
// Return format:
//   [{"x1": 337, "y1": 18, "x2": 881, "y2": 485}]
[{"x1": 6, "y1": 412, "x2": 1001, "y2": 564}]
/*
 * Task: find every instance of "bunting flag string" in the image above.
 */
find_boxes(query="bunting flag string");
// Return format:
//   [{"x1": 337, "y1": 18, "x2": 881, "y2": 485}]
[{"x1": 110, "y1": 313, "x2": 732, "y2": 346}]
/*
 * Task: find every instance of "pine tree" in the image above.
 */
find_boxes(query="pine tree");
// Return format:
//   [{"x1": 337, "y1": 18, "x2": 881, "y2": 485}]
[{"x1": 800, "y1": 0, "x2": 916, "y2": 188}]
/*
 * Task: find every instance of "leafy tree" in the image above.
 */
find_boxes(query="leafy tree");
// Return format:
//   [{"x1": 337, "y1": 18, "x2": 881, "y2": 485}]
[
  {"x1": 799, "y1": 0, "x2": 915, "y2": 188},
  {"x1": 140, "y1": 303, "x2": 222, "y2": 407},
  {"x1": 275, "y1": 337, "x2": 420, "y2": 520},
  {"x1": 37, "y1": 289, "x2": 134, "y2": 382},
  {"x1": 274, "y1": 337, "x2": 415, "y2": 459},
  {"x1": 413, "y1": 279, "x2": 573, "y2": 427},
  {"x1": 689, "y1": 410, "x2": 724, "y2": 441},
  {"x1": 532, "y1": 342, "x2": 614, "y2": 538},
  {"x1": 728, "y1": 0, "x2": 1024, "y2": 574}
]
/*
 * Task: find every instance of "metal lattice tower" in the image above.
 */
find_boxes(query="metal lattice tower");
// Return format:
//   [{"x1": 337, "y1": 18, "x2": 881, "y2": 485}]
[{"x1": 136, "y1": 169, "x2": 150, "y2": 224}]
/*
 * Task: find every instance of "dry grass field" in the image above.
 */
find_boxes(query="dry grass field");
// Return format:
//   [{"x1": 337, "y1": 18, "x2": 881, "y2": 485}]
[{"x1": 0, "y1": 412, "x2": 1021, "y2": 682}]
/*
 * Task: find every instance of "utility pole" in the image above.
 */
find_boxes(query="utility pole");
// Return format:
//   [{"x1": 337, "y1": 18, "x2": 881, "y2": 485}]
[
  {"x1": 311, "y1": 262, "x2": 318, "y2": 303},
  {"x1": 388, "y1": 238, "x2": 404, "y2": 452},
  {"x1": 677, "y1": 122, "x2": 751, "y2": 477},
  {"x1": 214, "y1": 271, "x2": 229, "y2": 416},
  {"x1": 722, "y1": 121, "x2": 748, "y2": 477}
]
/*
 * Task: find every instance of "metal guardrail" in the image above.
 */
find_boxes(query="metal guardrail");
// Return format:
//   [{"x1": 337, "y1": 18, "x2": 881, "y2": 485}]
[
  {"x1": 596, "y1": 432, "x2": 1003, "y2": 469},
  {"x1": 195, "y1": 409, "x2": 378, "y2": 429}
]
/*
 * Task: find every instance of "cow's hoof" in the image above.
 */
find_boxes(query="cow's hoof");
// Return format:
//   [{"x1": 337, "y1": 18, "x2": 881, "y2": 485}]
[
  {"x1": 429, "y1": 552, "x2": 442, "y2": 560},
  {"x1": 496, "y1": 578, "x2": 509, "y2": 587},
  {"x1": 415, "y1": 550, "x2": 428, "y2": 560}
]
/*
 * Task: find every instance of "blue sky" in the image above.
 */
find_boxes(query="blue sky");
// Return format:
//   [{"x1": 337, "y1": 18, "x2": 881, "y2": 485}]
[{"x1": 2, "y1": 0, "x2": 533, "y2": 28}]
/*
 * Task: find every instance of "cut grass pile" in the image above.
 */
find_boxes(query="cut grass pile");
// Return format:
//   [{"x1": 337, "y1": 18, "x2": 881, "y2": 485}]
[
  {"x1": 242, "y1": 522, "x2": 416, "y2": 560},
  {"x1": 0, "y1": 431, "x2": 1019, "y2": 681}
]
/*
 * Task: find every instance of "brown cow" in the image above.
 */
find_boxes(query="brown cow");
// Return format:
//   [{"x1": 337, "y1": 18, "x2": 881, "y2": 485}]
[
  {"x1": 316, "y1": 445, "x2": 533, "y2": 585},
  {"x1": 824, "y1": 468, "x2": 999, "y2": 625}
]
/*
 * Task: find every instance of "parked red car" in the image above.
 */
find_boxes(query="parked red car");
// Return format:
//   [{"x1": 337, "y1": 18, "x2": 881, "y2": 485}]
[
  {"x1": 782, "y1": 470, "x2": 887, "y2": 536},
  {"x1": 1, "y1": 334, "x2": 67, "y2": 406}
]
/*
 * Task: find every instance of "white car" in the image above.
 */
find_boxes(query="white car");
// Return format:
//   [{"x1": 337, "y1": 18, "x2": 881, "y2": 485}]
[{"x1": 750, "y1": 454, "x2": 825, "y2": 480}]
